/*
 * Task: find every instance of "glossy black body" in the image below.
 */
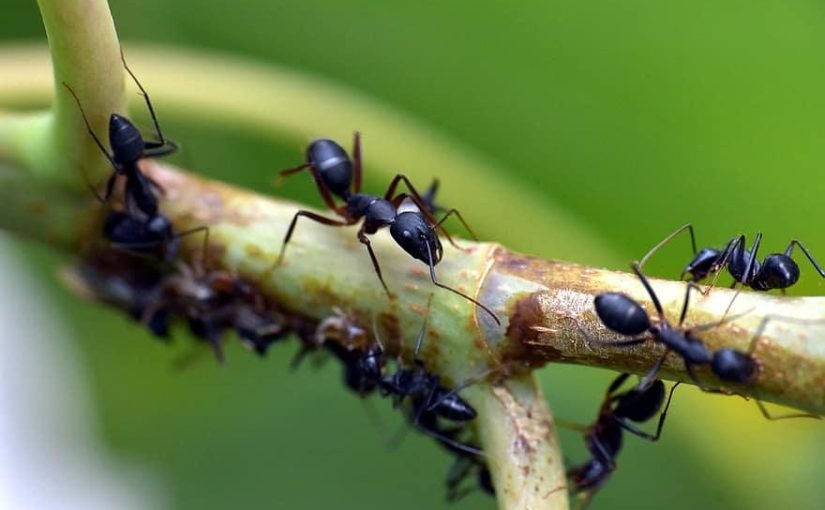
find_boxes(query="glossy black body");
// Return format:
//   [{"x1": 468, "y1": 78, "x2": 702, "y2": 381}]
[
  {"x1": 278, "y1": 136, "x2": 500, "y2": 324},
  {"x1": 569, "y1": 374, "x2": 676, "y2": 505},
  {"x1": 594, "y1": 293, "x2": 650, "y2": 336},
  {"x1": 306, "y1": 139, "x2": 353, "y2": 199}
]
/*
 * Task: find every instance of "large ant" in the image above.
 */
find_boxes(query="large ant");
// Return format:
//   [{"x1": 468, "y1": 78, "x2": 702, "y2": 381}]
[
  {"x1": 568, "y1": 373, "x2": 678, "y2": 509},
  {"x1": 275, "y1": 134, "x2": 500, "y2": 325},
  {"x1": 592, "y1": 264, "x2": 820, "y2": 420},
  {"x1": 639, "y1": 224, "x2": 825, "y2": 292}
]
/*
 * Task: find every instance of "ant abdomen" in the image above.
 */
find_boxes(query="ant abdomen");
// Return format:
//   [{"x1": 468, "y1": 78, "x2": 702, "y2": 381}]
[
  {"x1": 307, "y1": 138, "x2": 353, "y2": 199},
  {"x1": 593, "y1": 292, "x2": 651, "y2": 336}
]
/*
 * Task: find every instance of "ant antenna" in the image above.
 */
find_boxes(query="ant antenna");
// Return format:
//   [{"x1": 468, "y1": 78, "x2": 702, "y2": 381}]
[
  {"x1": 424, "y1": 242, "x2": 501, "y2": 326},
  {"x1": 62, "y1": 82, "x2": 117, "y2": 198},
  {"x1": 120, "y1": 47, "x2": 168, "y2": 147}
]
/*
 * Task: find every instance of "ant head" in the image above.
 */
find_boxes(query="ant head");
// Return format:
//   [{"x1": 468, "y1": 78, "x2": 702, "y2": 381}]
[
  {"x1": 307, "y1": 138, "x2": 353, "y2": 198},
  {"x1": 755, "y1": 254, "x2": 800, "y2": 290},
  {"x1": 109, "y1": 114, "x2": 145, "y2": 165},
  {"x1": 683, "y1": 247, "x2": 723, "y2": 280},
  {"x1": 711, "y1": 348, "x2": 758, "y2": 384},
  {"x1": 594, "y1": 292, "x2": 651, "y2": 336},
  {"x1": 613, "y1": 380, "x2": 665, "y2": 422},
  {"x1": 390, "y1": 211, "x2": 443, "y2": 265}
]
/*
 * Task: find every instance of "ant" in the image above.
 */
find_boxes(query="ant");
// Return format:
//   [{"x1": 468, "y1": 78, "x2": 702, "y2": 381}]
[
  {"x1": 275, "y1": 134, "x2": 500, "y2": 325},
  {"x1": 592, "y1": 264, "x2": 821, "y2": 420},
  {"x1": 381, "y1": 315, "x2": 477, "y2": 424},
  {"x1": 63, "y1": 49, "x2": 177, "y2": 218},
  {"x1": 639, "y1": 224, "x2": 825, "y2": 293},
  {"x1": 568, "y1": 373, "x2": 679, "y2": 509},
  {"x1": 591, "y1": 262, "x2": 740, "y2": 388}
]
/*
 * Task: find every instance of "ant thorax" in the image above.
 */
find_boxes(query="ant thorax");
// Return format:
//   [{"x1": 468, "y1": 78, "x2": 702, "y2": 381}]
[{"x1": 396, "y1": 196, "x2": 422, "y2": 215}]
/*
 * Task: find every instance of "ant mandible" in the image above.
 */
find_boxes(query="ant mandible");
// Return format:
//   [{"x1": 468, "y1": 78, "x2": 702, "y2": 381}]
[
  {"x1": 276, "y1": 134, "x2": 500, "y2": 325},
  {"x1": 638, "y1": 224, "x2": 825, "y2": 292},
  {"x1": 568, "y1": 373, "x2": 679, "y2": 509}
]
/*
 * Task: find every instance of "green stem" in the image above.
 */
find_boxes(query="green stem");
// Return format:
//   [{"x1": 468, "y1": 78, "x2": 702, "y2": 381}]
[{"x1": 4, "y1": 0, "x2": 126, "y2": 185}]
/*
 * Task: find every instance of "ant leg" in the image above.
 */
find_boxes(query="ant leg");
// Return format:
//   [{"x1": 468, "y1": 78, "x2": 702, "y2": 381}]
[
  {"x1": 616, "y1": 381, "x2": 681, "y2": 441},
  {"x1": 687, "y1": 306, "x2": 753, "y2": 334},
  {"x1": 630, "y1": 262, "x2": 666, "y2": 321},
  {"x1": 176, "y1": 225, "x2": 211, "y2": 268},
  {"x1": 277, "y1": 210, "x2": 353, "y2": 266},
  {"x1": 701, "y1": 236, "x2": 743, "y2": 295},
  {"x1": 606, "y1": 372, "x2": 631, "y2": 396},
  {"x1": 120, "y1": 47, "x2": 169, "y2": 147},
  {"x1": 742, "y1": 233, "x2": 763, "y2": 285},
  {"x1": 352, "y1": 131, "x2": 362, "y2": 194},
  {"x1": 424, "y1": 242, "x2": 501, "y2": 326},
  {"x1": 433, "y1": 208, "x2": 479, "y2": 243},
  {"x1": 637, "y1": 224, "x2": 698, "y2": 272},
  {"x1": 357, "y1": 227, "x2": 392, "y2": 297},
  {"x1": 383, "y1": 173, "x2": 425, "y2": 201},
  {"x1": 421, "y1": 179, "x2": 442, "y2": 214},
  {"x1": 142, "y1": 173, "x2": 167, "y2": 197},
  {"x1": 576, "y1": 323, "x2": 650, "y2": 348},
  {"x1": 637, "y1": 350, "x2": 669, "y2": 390},
  {"x1": 279, "y1": 163, "x2": 345, "y2": 214},
  {"x1": 678, "y1": 282, "x2": 703, "y2": 326},
  {"x1": 143, "y1": 139, "x2": 179, "y2": 158},
  {"x1": 754, "y1": 399, "x2": 821, "y2": 421},
  {"x1": 62, "y1": 82, "x2": 119, "y2": 197},
  {"x1": 785, "y1": 240, "x2": 825, "y2": 277}
]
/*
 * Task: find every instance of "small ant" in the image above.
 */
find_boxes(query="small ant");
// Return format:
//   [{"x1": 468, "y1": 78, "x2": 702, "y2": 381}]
[
  {"x1": 592, "y1": 264, "x2": 821, "y2": 420},
  {"x1": 275, "y1": 134, "x2": 500, "y2": 325},
  {"x1": 381, "y1": 316, "x2": 477, "y2": 424},
  {"x1": 63, "y1": 49, "x2": 177, "y2": 218},
  {"x1": 568, "y1": 373, "x2": 678, "y2": 509},
  {"x1": 639, "y1": 224, "x2": 825, "y2": 292}
]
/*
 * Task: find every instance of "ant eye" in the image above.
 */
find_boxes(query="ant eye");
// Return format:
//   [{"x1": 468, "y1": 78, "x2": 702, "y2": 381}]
[{"x1": 403, "y1": 230, "x2": 412, "y2": 238}]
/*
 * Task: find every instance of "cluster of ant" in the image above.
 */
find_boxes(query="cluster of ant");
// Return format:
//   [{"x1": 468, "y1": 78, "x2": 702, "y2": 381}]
[
  {"x1": 62, "y1": 52, "x2": 499, "y2": 502},
  {"x1": 568, "y1": 224, "x2": 824, "y2": 508},
  {"x1": 61, "y1": 51, "x2": 825, "y2": 509}
]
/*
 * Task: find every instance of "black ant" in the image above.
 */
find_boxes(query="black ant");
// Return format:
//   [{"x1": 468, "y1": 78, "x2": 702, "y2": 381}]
[
  {"x1": 591, "y1": 262, "x2": 736, "y2": 388},
  {"x1": 568, "y1": 373, "x2": 678, "y2": 509},
  {"x1": 63, "y1": 49, "x2": 177, "y2": 218},
  {"x1": 639, "y1": 224, "x2": 825, "y2": 292},
  {"x1": 275, "y1": 134, "x2": 500, "y2": 325},
  {"x1": 592, "y1": 264, "x2": 821, "y2": 420}
]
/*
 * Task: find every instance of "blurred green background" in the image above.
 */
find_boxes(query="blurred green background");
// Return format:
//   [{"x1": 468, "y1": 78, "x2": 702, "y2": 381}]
[{"x1": 3, "y1": 0, "x2": 825, "y2": 509}]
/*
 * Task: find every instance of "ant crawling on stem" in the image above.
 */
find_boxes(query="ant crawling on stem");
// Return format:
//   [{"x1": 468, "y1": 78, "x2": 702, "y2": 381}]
[
  {"x1": 567, "y1": 373, "x2": 679, "y2": 510},
  {"x1": 590, "y1": 263, "x2": 821, "y2": 420},
  {"x1": 274, "y1": 133, "x2": 501, "y2": 325},
  {"x1": 65, "y1": 50, "x2": 207, "y2": 262},
  {"x1": 63, "y1": 48, "x2": 177, "y2": 218},
  {"x1": 639, "y1": 224, "x2": 825, "y2": 293}
]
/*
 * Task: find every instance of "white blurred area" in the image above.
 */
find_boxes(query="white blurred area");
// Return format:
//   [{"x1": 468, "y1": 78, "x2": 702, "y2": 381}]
[{"x1": 0, "y1": 240, "x2": 167, "y2": 510}]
